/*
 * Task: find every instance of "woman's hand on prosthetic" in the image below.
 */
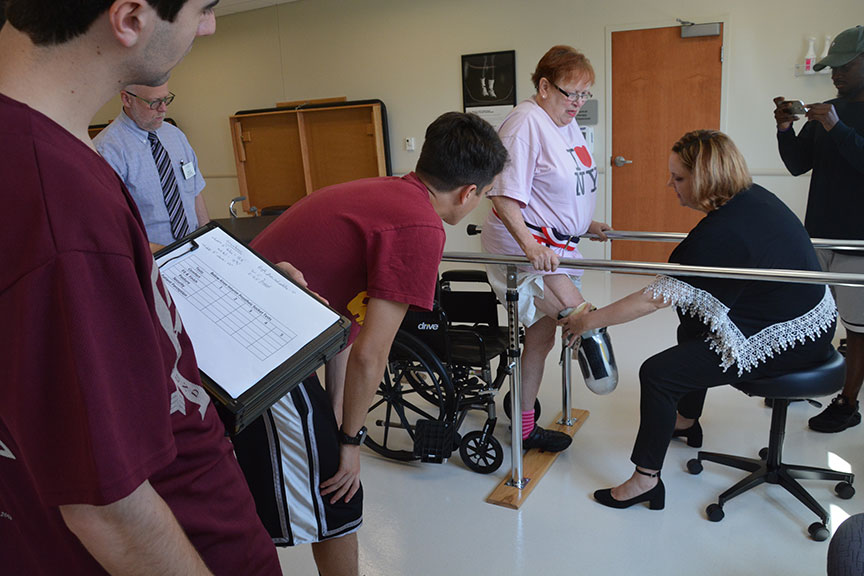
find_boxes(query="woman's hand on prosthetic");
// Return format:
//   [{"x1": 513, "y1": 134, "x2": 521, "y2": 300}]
[{"x1": 558, "y1": 301, "x2": 594, "y2": 348}]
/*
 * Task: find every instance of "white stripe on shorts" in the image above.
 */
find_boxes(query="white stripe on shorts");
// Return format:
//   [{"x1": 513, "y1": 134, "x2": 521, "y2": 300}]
[{"x1": 269, "y1": 389, "x2": 320, "y2": 545}]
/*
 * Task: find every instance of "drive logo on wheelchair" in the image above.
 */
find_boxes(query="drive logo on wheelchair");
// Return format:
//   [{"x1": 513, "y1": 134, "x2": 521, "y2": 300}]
[{"x1": 416, "y1": 322, "x2": 440, "y2": 331}]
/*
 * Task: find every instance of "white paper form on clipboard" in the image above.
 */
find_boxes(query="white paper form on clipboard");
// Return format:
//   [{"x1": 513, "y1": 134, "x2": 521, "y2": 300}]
[{"x1": 155, "y1": 223, "x2": 349, "y2": 434}]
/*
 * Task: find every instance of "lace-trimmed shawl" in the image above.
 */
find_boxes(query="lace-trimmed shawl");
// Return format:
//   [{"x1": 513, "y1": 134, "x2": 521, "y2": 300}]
[{"x1": 644, "y1": 275, "x2": 837, "y2": 375}]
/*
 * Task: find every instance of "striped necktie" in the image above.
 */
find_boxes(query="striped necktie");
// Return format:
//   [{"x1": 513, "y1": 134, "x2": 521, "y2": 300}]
[{"x1": 148, "y1": 131, "x2": 190, "y2": 240}]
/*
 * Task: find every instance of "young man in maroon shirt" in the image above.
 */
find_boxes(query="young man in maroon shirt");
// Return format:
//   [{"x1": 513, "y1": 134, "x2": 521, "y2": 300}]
[
  {"x1": 0, "y1": 2, "x2": 280, "y2": 574},
  {"x1": 234, "y1": 112, "x2": 509, "y2": 576}
]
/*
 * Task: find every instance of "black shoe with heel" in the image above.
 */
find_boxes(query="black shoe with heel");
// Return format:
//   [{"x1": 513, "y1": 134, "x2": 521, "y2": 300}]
[
  {"x1": 594, "y1": 468, "x2": 665, "y2": 510},
  {"x1": 672, "y1": 420, "x2": 703, "y2": 448}
]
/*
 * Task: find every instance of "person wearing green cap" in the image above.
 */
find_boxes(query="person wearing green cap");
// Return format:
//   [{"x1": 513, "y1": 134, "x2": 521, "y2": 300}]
[{"x1": 773, "y1": 25, "x2": 864, "y2": 434}]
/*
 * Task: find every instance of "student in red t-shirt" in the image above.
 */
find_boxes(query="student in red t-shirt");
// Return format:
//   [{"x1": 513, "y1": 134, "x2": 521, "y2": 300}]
[
  {"x1": 0, "y1": 2, "x2": 280, "y2": 575},
  {"x1": 233, "y1": 112, "x2": 509, "y2": 576}
]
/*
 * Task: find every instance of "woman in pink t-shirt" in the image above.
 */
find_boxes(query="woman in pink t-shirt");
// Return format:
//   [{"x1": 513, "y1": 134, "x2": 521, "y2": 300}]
[{"x1": 482, "y1": 45, "x2": 610, "y2": 452}]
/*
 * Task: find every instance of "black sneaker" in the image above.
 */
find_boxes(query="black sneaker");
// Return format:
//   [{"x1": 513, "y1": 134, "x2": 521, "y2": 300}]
[
  {"x1": 808, "y1": 395, "x2": 861, "y2": 433},
  {"x1": 838, "y1": 338, "x2": 848, "y2": 357},
  {"x1": 522, "y1": 425, "x2": 572, "y2": 452}
]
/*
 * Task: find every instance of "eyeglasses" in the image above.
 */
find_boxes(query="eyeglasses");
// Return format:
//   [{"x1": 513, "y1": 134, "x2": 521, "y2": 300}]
[
  {"x1": 125, "y1": 91, "x2": 176, "y2": 110},
  {"x1": 550, "y1": 82, "x2": 592, "y2": 102}
]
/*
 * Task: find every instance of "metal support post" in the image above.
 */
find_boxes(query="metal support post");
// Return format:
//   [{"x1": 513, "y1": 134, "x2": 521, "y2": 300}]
[
  {"x1": 504, "y1": 264, "x2": 529, "y2": 489},
  {"x1": 558, "y1": 337, "x2": 577, "y2": 426}
]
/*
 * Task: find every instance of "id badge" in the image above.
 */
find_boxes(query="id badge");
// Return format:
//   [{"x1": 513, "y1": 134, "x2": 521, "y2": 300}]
[{"x1": 181, "y1": 162, "x2": 196, "y2": 180}]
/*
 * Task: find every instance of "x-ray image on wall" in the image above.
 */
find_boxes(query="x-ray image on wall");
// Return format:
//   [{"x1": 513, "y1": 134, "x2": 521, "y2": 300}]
[{"x1": 462, "y1": 50, "x2": 516, "y2": 129}]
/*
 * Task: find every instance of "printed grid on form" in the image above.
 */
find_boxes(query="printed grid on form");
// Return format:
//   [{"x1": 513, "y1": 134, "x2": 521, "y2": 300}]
[{"x1": 162, "y1": 256, "x2": 297, "y2": 361}]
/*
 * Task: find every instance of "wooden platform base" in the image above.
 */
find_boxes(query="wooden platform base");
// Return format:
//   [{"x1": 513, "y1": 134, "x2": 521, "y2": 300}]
[{"x1": 486, "y1": 408, "x2": 589, "y2": 509}]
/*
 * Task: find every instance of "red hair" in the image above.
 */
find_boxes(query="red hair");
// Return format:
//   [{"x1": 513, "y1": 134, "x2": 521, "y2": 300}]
[{"x1": 531, "y1": 45, "x2": 595, "y2": 91}]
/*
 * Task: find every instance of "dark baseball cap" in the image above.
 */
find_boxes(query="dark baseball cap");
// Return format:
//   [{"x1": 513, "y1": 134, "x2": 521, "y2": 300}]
[{"x1": 814, "y1": 26, "x2": 864, "y2": 71}]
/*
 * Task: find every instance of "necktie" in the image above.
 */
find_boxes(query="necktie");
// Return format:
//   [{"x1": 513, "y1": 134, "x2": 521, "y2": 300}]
[{"x1": 148, "y1": 131, "x2": 190, "y2": 240}]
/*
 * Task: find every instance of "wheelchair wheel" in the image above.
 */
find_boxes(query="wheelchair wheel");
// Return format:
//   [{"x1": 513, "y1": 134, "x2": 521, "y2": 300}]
[
  {"x1": 459, "y1": 431, "x2": 503, "y2": 474},
  {"x1": 364, "y1": 330, "x2": 455, "y2": 461},
  {"x1": 502, "y1": 391, "x2": 541, "y2": 422}
]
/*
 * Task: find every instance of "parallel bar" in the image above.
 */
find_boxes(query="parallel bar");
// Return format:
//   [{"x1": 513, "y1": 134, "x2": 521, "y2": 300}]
[
  {"x1": 468, "y1": 224, "x2": 864, "y2": 250},
  {"x1": 811, "y1": 238, "x2": 864, "y2": 250},
  {"x1": 581, "y1": 229, "x2": 864, "y2": 251},
  {"x1": 442, "y1": 252, "x2": 864, "y2": 288},
  {"x1": 581, "y1": 230, "x2": 686, "y2": 243}
]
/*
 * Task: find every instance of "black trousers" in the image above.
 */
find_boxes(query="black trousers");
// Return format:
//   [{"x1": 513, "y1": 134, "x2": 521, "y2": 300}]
[{"x1": 630, "y1": 324, "x2": 835, "y2": 471}]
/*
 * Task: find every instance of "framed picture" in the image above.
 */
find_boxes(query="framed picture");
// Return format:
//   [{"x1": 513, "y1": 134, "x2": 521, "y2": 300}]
[{"x1": 461, "y1": 50, "x2": 516, "y2": 129}]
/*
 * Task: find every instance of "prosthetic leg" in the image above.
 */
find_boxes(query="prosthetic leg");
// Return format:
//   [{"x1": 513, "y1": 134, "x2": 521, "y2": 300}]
[{"x1": 558, "y1": 304, "x2": 619, "y2": 397}]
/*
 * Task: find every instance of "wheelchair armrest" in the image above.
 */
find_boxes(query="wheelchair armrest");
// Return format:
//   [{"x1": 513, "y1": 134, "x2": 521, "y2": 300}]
[
  {"x1": 441, "y1": 269, "x2": 489, "y2": 284},
  {"x1": 447, "y1": 326, "x2": 488, "y2": 363}
]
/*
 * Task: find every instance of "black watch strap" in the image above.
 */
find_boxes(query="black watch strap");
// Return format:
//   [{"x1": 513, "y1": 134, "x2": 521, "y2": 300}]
[{"x1": 339, "y1": 425, "x2": 367, "y2": 446}]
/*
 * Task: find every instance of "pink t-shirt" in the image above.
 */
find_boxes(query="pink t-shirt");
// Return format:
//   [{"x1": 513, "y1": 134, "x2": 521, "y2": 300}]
[{"x1": 482, "y1": 97, "x2": 598, "y2": 271}]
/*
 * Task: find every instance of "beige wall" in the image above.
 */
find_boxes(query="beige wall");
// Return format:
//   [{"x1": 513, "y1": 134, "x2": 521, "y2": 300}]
[{"x1": 93, "y1": 0, "x2": 862, "y2": 259}]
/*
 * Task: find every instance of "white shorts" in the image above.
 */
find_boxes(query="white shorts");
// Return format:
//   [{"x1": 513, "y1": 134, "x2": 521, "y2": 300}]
[
  {"x1": 818, "y1": 249, "x2": 864, "y2": 333},
  {"x1": 486, "y1": 264, "x2": 582, "y2": 328}
]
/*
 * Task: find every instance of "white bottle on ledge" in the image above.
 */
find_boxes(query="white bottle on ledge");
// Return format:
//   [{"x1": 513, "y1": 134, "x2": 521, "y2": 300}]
[
  {"x1": 804, "y1": 36, "x2": 817, "y2": 73},
  {"x1": 820, "y1": 35, "x2": 833, "y2": 73}
]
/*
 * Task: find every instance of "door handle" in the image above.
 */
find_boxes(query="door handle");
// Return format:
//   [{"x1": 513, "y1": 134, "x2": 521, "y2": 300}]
[{"x1": 612, "y1": 155, "x2": 633, "y2": 167}]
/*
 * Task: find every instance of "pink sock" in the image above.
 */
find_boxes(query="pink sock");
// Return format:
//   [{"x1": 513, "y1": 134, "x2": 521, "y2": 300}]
[{"x1": 522, "y1": 410, "x2": 535, "y2": 439}]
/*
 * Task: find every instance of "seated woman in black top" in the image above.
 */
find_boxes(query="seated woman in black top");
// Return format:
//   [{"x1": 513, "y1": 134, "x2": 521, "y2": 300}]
[{"x1": 560, "y1": 130, "x2": 837, "y2": 510}]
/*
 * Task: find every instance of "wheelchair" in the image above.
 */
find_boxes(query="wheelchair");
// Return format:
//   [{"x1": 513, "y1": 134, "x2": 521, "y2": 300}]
[{"x1": 363, "y1": 269, "x2": 536, "y2": 473}]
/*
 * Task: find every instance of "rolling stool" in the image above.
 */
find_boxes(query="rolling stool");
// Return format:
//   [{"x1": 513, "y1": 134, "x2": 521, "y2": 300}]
[{"x1": 686, "y1": 350, "x2": 855, "y2": 541}]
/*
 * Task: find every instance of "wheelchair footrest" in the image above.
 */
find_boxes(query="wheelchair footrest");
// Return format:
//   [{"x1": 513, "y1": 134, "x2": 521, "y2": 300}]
[{"x1": 413, "y1": 419, "x2": 456, "y2": 463}]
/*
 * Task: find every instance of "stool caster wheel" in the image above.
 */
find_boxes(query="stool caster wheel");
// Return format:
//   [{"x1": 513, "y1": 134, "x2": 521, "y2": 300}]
[
  {"x1": 758, "y1": 447, "x2": 769, "y2": 460},
  {"x1": 686, "y1": 458, "x2": 703, "y2": 475},
  {"x1": 706, "y1": 503, "x2": 724, "y2": 522},
  {"x1": 835, "y1": 481, "x2": 855, "y2": 500},
  {"x1": 502, "y1": 392, "x2": 541, "y2": 422},
  {"x1": 808, "y1": 522, "x2": 830, "y2": 542}
]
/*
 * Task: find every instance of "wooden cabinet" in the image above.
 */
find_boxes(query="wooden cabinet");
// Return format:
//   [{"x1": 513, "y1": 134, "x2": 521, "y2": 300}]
[{"x1": 229, "y1": 100, "x2": 391, "y2": 214}]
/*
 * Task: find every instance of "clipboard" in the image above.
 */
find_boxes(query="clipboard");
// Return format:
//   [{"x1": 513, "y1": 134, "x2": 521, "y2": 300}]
[{"x1": 155, "y1": 222, "x2": 350, "y2": 435}]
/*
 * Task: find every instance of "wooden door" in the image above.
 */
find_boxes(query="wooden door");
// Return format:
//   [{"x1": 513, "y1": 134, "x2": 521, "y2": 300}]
[{"x1": 611, "y1": 25, "x2": 723, "y2": 262}]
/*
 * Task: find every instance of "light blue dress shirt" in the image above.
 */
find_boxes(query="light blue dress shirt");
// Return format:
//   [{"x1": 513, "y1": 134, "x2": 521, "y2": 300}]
[{"x1": 94, "y1": 110, "x2": 205, "y2": 246}]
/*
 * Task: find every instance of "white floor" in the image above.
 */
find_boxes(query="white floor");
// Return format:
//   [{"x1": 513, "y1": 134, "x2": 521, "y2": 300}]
[{"x1": 277, "y1": 273, "x2": 863, "y2": 576}]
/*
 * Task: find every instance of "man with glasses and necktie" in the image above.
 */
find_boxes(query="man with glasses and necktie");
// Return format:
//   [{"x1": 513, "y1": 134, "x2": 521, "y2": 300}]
[{"x1": 95, "y1": 83, "x2": 210, "y2": 252}]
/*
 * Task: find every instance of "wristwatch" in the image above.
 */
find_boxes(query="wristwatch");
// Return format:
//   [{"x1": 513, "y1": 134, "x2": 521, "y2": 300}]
[{"x1": 339, "y1": 425, "x2": 367, "y2": 446}]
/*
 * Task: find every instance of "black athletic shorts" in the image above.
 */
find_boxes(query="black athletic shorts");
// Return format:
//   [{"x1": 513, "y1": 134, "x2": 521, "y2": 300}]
[{"x1": 232, "y1": 374, "x2": 363, "y2": 545}]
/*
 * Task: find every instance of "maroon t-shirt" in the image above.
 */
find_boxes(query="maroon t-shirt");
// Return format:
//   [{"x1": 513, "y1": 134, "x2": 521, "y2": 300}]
[
  {"x1": 252, "y1": 173, "x2": 446, "y2": 341},
  {"x1": 0, "y1": 94, "x2": 280, "y2": 575}
]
